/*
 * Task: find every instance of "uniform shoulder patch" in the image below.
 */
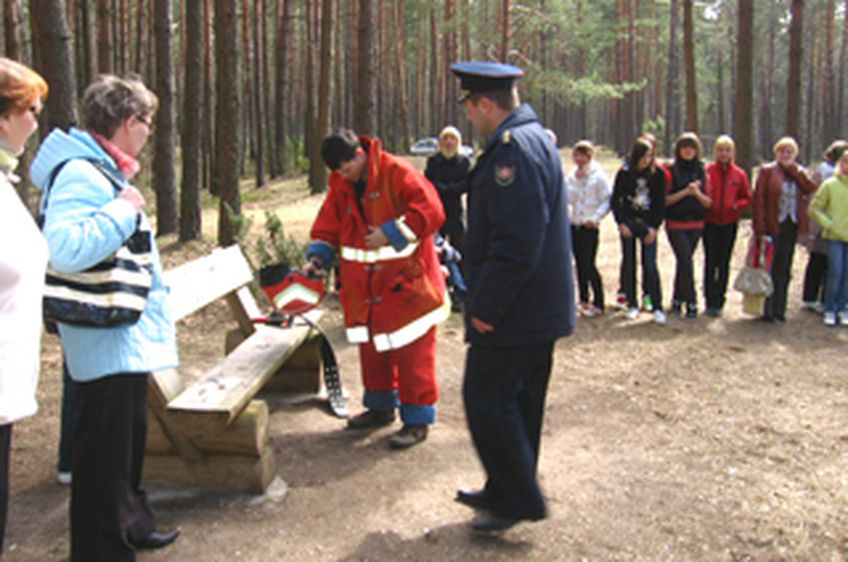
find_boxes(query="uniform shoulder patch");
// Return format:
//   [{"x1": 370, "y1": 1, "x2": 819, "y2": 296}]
[
  {"x1": 494, "y1": 163, "x2": 516, "y2": 187},
  {"x1": 501, "y1": 130, "x2": 512, "y2": 144}
]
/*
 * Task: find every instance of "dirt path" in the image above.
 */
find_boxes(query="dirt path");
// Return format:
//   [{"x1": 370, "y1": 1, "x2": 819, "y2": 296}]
[{"x1": 6, "y1": 155, "x2": 848, "y2": 561}]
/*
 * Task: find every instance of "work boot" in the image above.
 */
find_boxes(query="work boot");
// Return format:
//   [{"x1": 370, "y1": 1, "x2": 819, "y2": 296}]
[
  {"x1": 388, "y1": 424, "x2": 428, "y2": 449},
  {"x1": 346, "y1": 409, "x2": 396, "y2": 430}
]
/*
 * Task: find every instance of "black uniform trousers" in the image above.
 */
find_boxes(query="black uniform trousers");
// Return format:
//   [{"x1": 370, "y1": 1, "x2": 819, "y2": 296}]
[
  {"x1": 0, "y1": 424, "x2": 11, "y2": 555},
  {"x1": 763, "y1": 219, "x2": 798, "y2": 321},
  {"x1": 703, "y1": 222, "x2": 738, "y2": 311},
  {"x1": 71, "y1": 373, "x2": 155, "y2": 562},
  {"x1": 463, "y1": 342, "x2": 553, "y2": 521}
]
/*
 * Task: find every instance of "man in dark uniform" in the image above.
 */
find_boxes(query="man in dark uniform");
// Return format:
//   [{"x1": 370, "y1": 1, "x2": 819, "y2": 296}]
[{"x1": 450, "y1": 61, "x2": 575, "y2": 533}]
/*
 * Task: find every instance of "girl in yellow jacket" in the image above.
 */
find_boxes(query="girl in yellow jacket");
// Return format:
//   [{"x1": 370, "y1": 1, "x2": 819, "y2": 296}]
[{"x1": 810, "y1": 150, "x2": 848, "y2": 326}]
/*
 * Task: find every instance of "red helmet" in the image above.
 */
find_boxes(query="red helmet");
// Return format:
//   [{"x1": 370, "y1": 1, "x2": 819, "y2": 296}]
[{"x1": 259, "y1": 264, "x2": 326, "y2": 316}]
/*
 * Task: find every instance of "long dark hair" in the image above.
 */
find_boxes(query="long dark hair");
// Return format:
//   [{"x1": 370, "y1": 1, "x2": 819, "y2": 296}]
[{"x1": 627, "y1": 137, "x2": 654, "y2": 174}]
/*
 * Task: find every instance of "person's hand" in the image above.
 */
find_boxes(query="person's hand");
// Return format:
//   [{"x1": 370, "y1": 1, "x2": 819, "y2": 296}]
[
  {"x1": 471, "y1": 316, "x2": 494, "y2": 334},
  {"x1": 365, "y1": 225, "x2": 388, "y2": 249},
  {"x1": 118, "y1": 185, "x2": 146, "y2": 212},
  {"x1": 619, "y1": 223, "x2": 633, "y2": 238},
  {"x1": 584, "y1": 220, "x2": 598, "y2": 229},
  {"x1": 303, "y1": 258, "x2": 323, "y2": 278},
  {"x1": 780, "y1": 161, "x2": 799, "y2": 176},
  {"x1": 645, "y1": 227, "x2": 657, "y2": 244}
]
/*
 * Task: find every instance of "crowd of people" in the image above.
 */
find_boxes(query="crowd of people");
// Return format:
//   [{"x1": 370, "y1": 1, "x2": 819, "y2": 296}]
[
  {"x1": 565, "y1": 132, "x2": 848, "y2": 326},
  {"x1": 2, "y1": 49, "x2": 848, "y2": 559}
]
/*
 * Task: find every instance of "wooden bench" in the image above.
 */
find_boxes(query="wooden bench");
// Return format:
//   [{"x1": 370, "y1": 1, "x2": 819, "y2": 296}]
[{"x1": 142, "y1": 245, "x2": 324, "y2": 493}]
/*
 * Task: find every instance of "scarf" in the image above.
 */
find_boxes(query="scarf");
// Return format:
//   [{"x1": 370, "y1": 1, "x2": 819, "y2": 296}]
[
  {"x1": 89, "y1": 132, "x2": 141, "y2": 180},
  {"x1": 0, "y1": 139, "x2": 20, "y2": 183}
]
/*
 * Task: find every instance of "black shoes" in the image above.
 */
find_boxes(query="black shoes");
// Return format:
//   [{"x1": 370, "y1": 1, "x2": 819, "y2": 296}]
[
  {"x1": 455, "y1": 488, "x2": 493, "y2": 510},
  {"x1": 388, "y1": 424, "x2": 428, "y2": 449},
  {"x1": 131, "y1": 529, "x2": 180, "y2": 550},
  {"x1": 470, "y1": 514, "x2": 520, "y2": 533},
  {"x1": 346, "y1": 409, "x2": 396, "y2": 430}
]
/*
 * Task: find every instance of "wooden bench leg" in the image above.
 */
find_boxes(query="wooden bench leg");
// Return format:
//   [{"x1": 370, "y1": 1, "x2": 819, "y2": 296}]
[{"x1": 263, "y1": 333, "x2": 323, "y2": 394}]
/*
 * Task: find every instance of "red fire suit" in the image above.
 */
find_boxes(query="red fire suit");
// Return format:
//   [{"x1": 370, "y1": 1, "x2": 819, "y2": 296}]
[{"x1": 307, "y1": 137, "x2": 447, "y2": 424}]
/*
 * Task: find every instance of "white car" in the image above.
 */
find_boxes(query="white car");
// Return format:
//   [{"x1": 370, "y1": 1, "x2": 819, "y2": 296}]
[
  {"x1": 410, "y1": 137, "x2": 439, "y2": 156},
  {"x1": 410, "y1": 137, "x2": 474, "y2": 158}
]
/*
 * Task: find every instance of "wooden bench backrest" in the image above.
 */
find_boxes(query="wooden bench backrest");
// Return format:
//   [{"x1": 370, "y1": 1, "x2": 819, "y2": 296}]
[{"x1": 164, "y1": 245, "x2": 255, "y2": 322}]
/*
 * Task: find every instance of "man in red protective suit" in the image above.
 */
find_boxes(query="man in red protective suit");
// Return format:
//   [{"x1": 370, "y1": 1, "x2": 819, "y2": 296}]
[{"x1": 304, "y1": 128, "x2": 449, "y2": 449}]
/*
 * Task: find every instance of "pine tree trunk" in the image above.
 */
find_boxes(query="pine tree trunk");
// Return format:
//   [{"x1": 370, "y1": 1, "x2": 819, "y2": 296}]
[
  {"x1": 682, "y1": 0, "x2": 698, "y2": 132},
  {"x1": 4, "y1": 0, "x2": 22, "y2": 60},
  {"x1": 133, "y1": 0, "x2": 144, "y2": 73},
  {"x1": 118, "y1": 0, "x2": 128, "y2": 73},
  {"x1": 354, "y1": 0, "x2": 375, "y2": 135},
  {"x1": 180, "y1": 0, "x2": 203, "y2": 241},
  {"x1": 664, "y1": 0, "x2": 680, "y2": 156},
  {"x1": 443, "y1": 0, "x2": 457, "y2": 127},
  {"x1": 303, "y1": 0, "x2": 316, "y2": 170},
  {"x1": 202, "y1": 0, "x2": 214, "y2": 192},
  {"x1": 429, "y1": 5, "x2": 439, "y2": 132},
  {"x1": 241, "y1": 0, "x2": 252, "y2": 176},
  {"x1": 837, "y1": 0, "x2": 848, "y2": 134},
  {"x1": 32, "y1": 0, "x2": 78, "y2": 132},
  {"x1": 309, "y1": 0, "x2": 332, "y2": 194},
  {"x1": 804, "y1": 2, "x2": 820, "y2": 164},
  {"x1": 253, "y1": 0, "x2": 266, "y2": 188},
  {"x1": 822, "y1": 0, "x2": 836, "y2": 143},
  {"x1": 394, "y1": 1, "x2": 410, "y2": 153},
  {"x1": 153, "y1": 0, "x2": 177, "y2": 235},
  {"x1": 274, "y1": 0, "x2": 291, "y2": 174},
  {"x1": 735, "y1": 0, "x2": 754, "y2": 177},
  {"x1": 96, "y1": 0, "x2": 111, "y2": 73},
  {"x1": 499, "y1": 0, "x2": 509, "y2": 62},
  {"x1": 260, "y1": 0, "x2": 276, "y2": 179},
  {"x1": 79, "y1": 0, "x2": 94, "y2": 95},
  {"x1": 785, "y1": 0, "x2": 804, "y2": 139},
  {"x1": 215, "y1": 0, "x2": 243, "y2": 246}
]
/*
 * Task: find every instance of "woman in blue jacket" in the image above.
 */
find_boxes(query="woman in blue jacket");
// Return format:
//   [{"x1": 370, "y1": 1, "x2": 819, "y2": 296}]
[{"x1": 31, "y1": 75, "x2": 179, "y2": 562}]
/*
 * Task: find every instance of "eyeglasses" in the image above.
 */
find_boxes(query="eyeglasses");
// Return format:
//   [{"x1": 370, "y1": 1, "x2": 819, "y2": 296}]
[{"x1": 136, "y1": 115, "x2": 155, "y2": 132}]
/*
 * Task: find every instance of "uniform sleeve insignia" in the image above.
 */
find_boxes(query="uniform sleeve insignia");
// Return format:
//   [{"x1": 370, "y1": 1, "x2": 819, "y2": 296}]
[
  {"x1": 495, "y1": 163, "x2": 516, "y2": 187},
  {"x1": 501, "y1": 130, "x2": 511, "y2": 144}
]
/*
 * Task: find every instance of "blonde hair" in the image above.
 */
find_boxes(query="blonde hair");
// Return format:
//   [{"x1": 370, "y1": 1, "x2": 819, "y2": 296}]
[
  {"x1": 713, "y1": 135, "x2": 736, "y2": 161},
  {"x1": 438, "y1": 125, "x2": 462, "y2": 157},
  {"x1": 773, "y1": 136, "x2": 799, "y2": 156},
  {"x1": 82, "y1": 74, "x2": 158, "y2": 138},
  {"x1": 0, "y1": 57, "x2": 48, "y2": 116}
]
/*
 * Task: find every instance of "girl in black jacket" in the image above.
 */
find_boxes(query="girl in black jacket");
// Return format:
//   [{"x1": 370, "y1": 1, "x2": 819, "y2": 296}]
[
  {"x1": 665, "y1": 132, "x2": 712, "y2": 318},
  {"x1": 612, "y1": 137, "x2": 667, "y2": 324}
]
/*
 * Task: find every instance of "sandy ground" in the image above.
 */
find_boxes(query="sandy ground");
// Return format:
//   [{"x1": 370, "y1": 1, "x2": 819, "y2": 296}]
[{"x1": 5, "y1": 154, "x2": 848, "y2": 561}]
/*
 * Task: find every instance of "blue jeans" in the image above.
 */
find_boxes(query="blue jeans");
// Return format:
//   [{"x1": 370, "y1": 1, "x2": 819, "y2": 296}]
[{"x1": 825, "y1": 239, "x2": 848, "y2": 314}]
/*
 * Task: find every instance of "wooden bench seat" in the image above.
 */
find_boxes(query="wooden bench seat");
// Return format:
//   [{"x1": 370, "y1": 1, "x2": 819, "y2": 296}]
[{"x1": 142, "y1": 245, "x2": 323, "y2": 493}]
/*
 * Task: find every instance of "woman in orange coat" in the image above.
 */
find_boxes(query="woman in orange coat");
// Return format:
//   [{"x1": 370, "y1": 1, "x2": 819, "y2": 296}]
[{"x1": 306, "y1": 129, "x2": 448, "y2": 449}]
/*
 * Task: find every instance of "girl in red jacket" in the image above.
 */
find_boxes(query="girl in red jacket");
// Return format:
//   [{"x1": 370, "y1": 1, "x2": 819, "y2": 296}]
[{"x1": 703, "y1": 135, "x2": 752, "y2": 316}]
